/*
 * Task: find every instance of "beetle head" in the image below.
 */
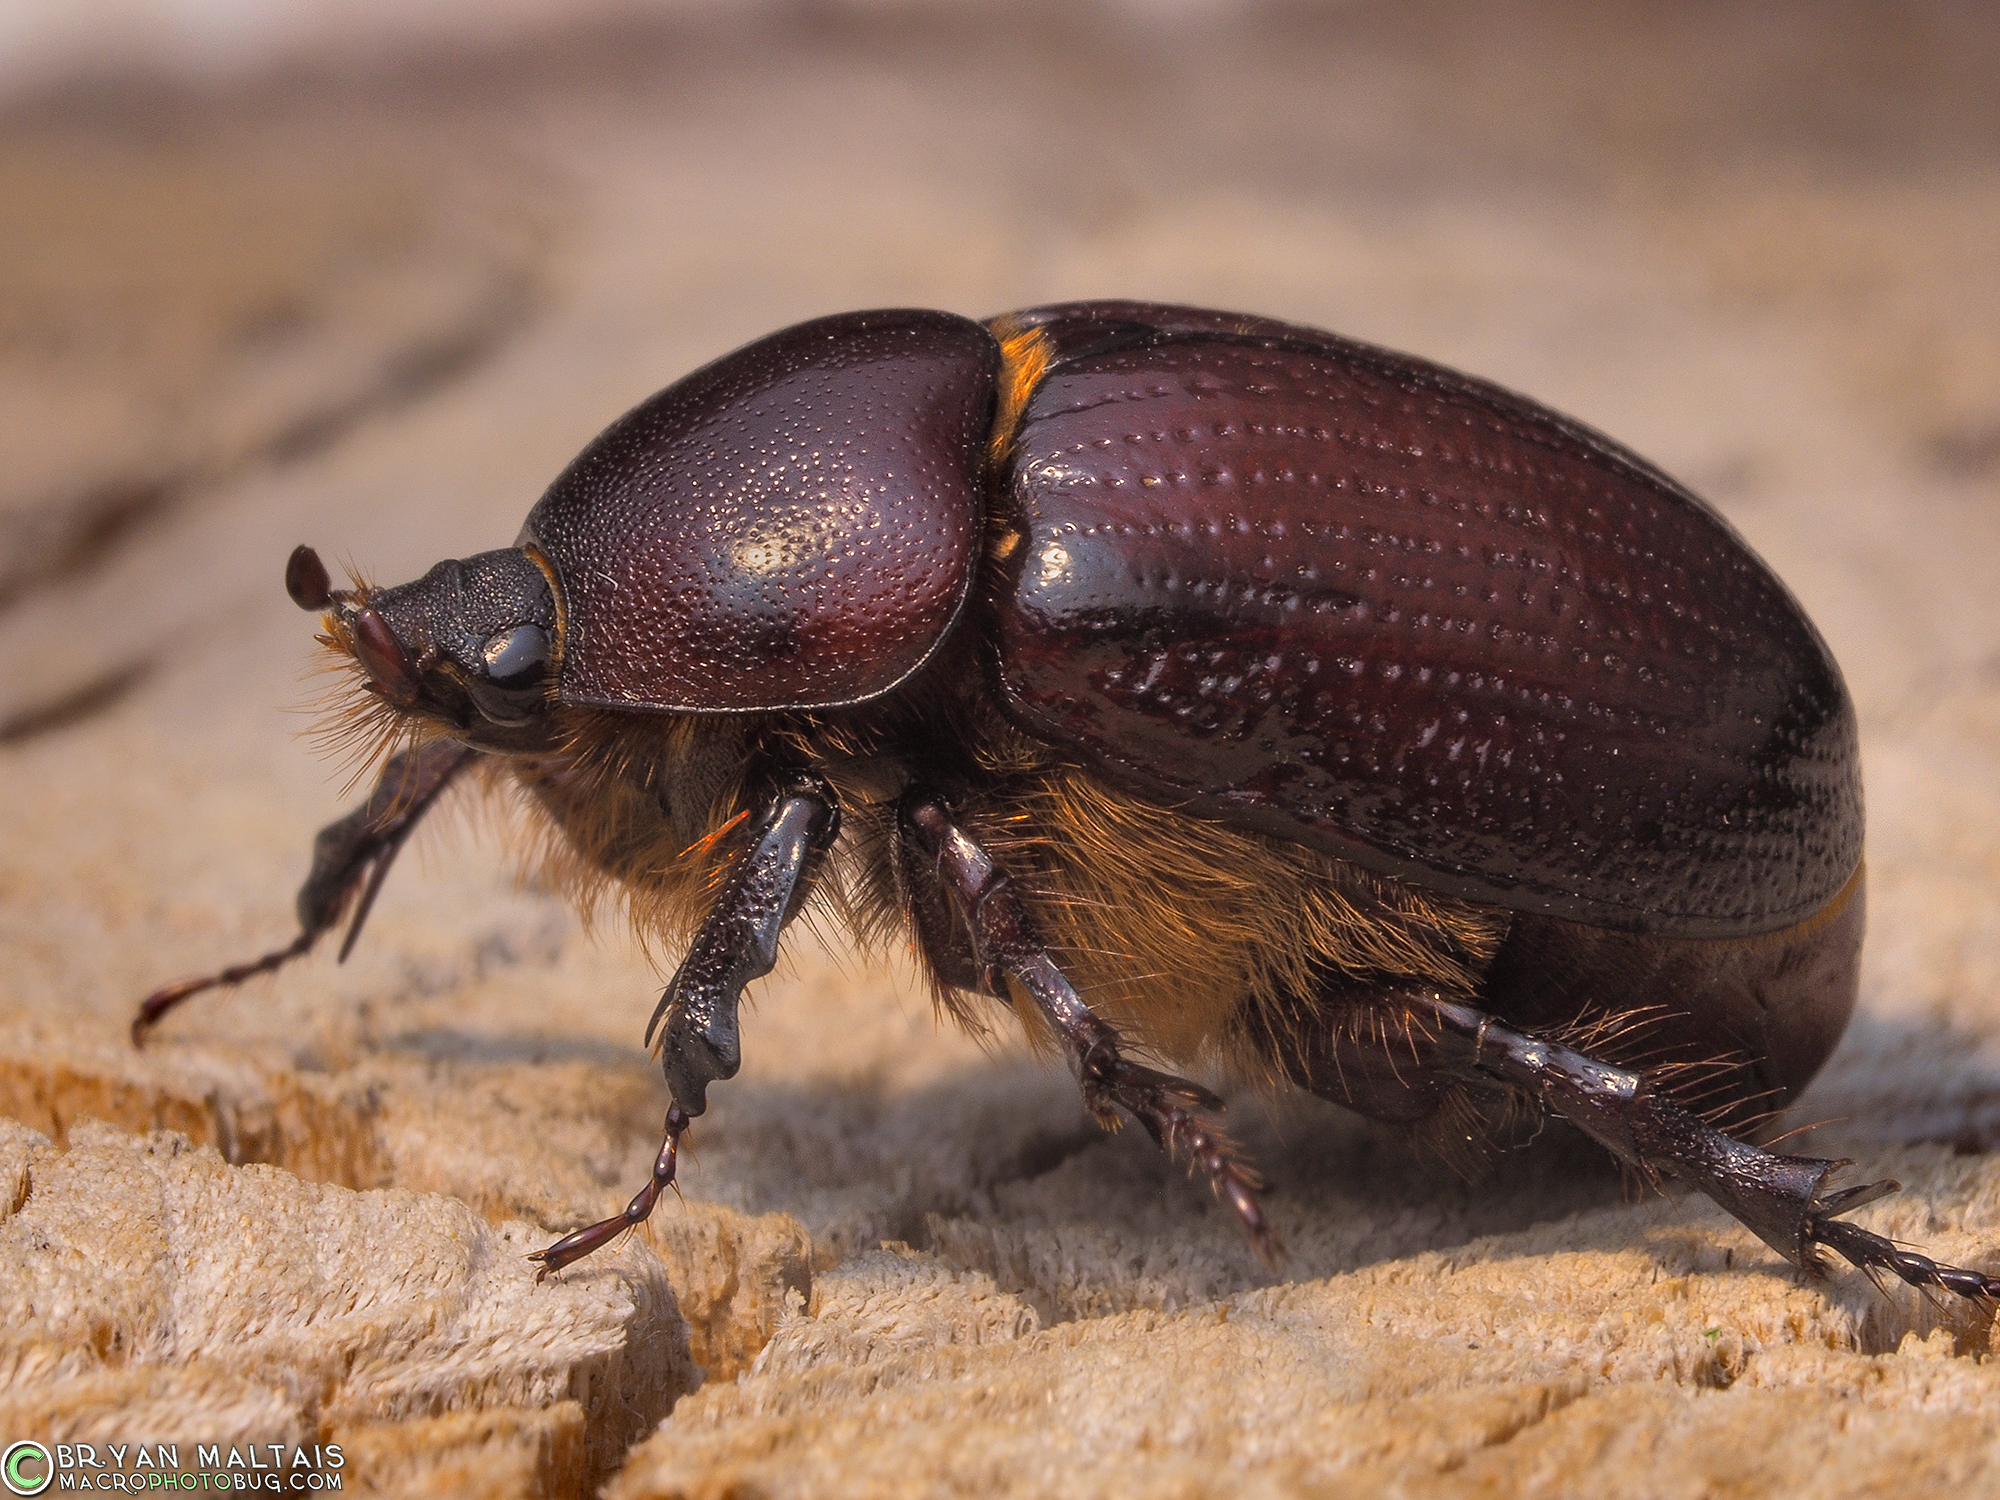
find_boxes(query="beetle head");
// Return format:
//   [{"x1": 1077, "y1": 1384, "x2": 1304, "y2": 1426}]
[{"x1": 289, "y1": 544, "x2": 559, "y2": 748}]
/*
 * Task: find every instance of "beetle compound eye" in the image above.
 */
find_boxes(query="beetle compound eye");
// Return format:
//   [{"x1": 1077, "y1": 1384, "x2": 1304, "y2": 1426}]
[
  {"x1": 482, "y1": 624, "x2": 550, "y2": 688},
  {"x1": 466, "y1": 623, "x2": 552, "y2": 727}
]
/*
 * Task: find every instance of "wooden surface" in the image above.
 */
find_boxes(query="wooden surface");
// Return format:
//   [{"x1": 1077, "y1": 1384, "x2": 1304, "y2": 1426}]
[{"x1": 3, "y1": 5, "x2": 1999, "y2": 1495}]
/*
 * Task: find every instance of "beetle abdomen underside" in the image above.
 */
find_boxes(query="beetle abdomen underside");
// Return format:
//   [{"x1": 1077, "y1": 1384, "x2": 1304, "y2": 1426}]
[
  {"x1": 1481, "y1": 869, "x2": 1865, "y2": 1126},
  {"x1": 992, "y1": 304, "x2": 1862, "y2": 939}
]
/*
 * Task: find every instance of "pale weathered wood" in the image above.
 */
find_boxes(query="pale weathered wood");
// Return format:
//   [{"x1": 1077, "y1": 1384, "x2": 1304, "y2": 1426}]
[{"x1": 3, "y1": 7, "x2": 1999, "y2": 1494}]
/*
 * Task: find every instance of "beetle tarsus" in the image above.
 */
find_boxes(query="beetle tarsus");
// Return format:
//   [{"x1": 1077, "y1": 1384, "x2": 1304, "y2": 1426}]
[
  {"x1": 530, "y1": 1105, "x2": 691, "y2": 1280},
  {"x1": 132, "y1": 932, "x2": 317, "y2": 1046},
  {"x1": 1081, "y1": 1045, "x2": 1282, "y2": 1263},
  {"x1": 647, "y1": 774, "x2": 841, "y2": 1115},
  {"x1": 130, "y1": 740, "x2": 474, "y2": 1044},
  {"x1": 902, "y1": 793, "x2": 1283, "y2": 1260},
  {"x1": 1809, "y1": 1207, "x2": 2000, "y2": 1302}
]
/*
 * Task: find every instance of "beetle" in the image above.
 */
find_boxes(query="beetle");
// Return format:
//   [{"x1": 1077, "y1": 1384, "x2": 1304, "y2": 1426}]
[{"x1": 136, "y1": 302, "x2": 1997, "y2": 1301}]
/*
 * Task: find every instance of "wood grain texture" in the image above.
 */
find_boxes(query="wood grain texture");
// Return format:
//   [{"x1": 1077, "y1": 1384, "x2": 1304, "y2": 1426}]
[{"x1": 3, "y1": 4, "x2": 1998, "y2": 1494}]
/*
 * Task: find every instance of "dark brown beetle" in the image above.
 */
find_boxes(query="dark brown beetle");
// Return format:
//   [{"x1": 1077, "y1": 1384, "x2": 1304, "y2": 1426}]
[{"x1": 137, "y1": 303, "x2": 1997, "y2": 1301}]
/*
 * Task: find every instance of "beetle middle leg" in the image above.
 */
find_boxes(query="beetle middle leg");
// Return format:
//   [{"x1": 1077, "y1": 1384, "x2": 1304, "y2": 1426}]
[
  {"x1": 530, "y1": 772, "x2": 840, "y2": 1277},
  {"x1": 899, "y1": 793, "x2": 1279, "y2": 1259},
  {"x1": 1413, "y1": 991, "x2": 2000, "y2": 1303}
]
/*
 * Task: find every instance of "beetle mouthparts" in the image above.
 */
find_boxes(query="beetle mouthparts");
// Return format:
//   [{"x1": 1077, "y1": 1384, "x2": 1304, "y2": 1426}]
[{"x1": 351, "y1": 607, "x2": 424, "y2": 705}]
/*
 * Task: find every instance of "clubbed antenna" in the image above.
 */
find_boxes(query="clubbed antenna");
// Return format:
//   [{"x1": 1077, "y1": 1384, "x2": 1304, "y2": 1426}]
[{"x1": 286, "y1": 544, "x2": 336, "y2": 611}]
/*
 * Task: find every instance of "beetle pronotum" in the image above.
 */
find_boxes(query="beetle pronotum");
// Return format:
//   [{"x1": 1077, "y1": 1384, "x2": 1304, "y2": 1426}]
[{"x1": 138, "y1": 303, "x2": 1997, "y2": 1301}]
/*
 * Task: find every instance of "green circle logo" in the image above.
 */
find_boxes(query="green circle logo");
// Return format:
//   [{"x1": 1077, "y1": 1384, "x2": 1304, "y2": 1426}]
[{"x1": 1, "y1": 1442, "x2": 50, "y2": 1497}]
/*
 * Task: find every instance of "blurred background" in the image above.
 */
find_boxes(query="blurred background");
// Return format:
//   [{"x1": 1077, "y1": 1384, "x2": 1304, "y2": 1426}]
[{"x1": 2, "y1": 0, "x2": 1999, "y2": 1484}]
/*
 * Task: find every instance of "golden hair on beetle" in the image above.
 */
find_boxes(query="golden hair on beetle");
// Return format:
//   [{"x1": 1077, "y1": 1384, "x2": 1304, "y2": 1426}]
[{"x1": 490, "y1": 663, "x2": 1511, "y2": 1094}]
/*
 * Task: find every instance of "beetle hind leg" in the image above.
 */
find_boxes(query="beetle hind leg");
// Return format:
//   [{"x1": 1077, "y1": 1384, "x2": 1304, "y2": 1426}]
[
  {"x1": 900, "y1": 793, "x2": 1280, "y2": 1260},
  {"x1": 1415, "y1": 992, "x2": 2000, "y2": 1303}
]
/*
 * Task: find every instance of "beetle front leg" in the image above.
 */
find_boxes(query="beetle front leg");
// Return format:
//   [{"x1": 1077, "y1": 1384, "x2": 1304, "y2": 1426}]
[
  {"x1": 132, "y1": 738, "x2": 476, "y2": 1044},
  {"x1": 900, "y1": 794, "x2": 1279, "y2": 1260},
  {"x1": 644, "y1": 772, "x2": 842, "y2": 1113},
  {"x1": 1418, "y1": 993, "x2": 2000, "y2": 1303},
  {"x1": 530, "y1": 773, "x2": 839, "y2": 1278}
]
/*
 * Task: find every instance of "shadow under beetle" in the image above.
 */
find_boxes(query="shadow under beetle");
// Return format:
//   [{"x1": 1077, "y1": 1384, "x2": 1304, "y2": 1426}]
[{"x1": 137, "y1": 302, "x2": 1999, "y2": 1301}]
